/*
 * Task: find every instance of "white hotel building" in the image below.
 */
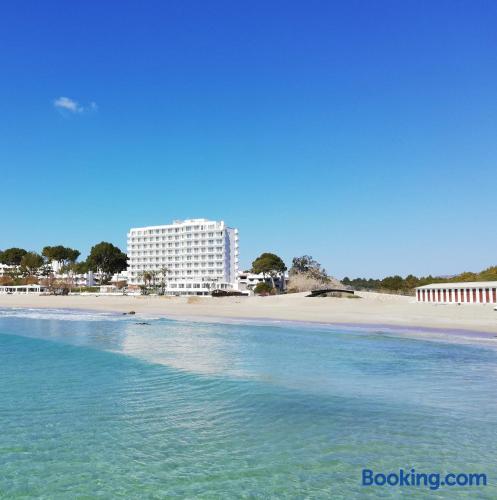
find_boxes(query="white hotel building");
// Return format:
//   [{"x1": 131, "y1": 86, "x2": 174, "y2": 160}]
[
  {"x1": 127, "y1": 219, "x2": 239, "y2": 295},
  {"x1": 416, "y1": 282, "x2": 497, "y2": 305}
]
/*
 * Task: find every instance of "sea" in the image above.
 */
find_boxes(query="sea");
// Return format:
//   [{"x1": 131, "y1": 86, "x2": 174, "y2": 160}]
[{"x1": 0, "y1": 307, "x2": 496, "y2": 498}]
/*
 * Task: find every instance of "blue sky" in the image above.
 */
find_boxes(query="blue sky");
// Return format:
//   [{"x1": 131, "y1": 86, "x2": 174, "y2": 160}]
[{"x1": 1, "y1": 0, "x2": 496, "y2": 278}]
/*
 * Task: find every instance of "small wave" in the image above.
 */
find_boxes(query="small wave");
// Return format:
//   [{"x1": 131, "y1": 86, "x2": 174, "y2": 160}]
[{"x1": 0, "y1": 307, "x2": 128, "y2": 322}]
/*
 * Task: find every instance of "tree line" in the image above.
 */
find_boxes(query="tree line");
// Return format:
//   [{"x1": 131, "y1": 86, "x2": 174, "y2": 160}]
[
  {"x1": 4, "y1": 242, "x2": 492, "y2": 296},
  {"x1": 0, "y1": 242, "x2": 127, "y2": 287},
  {"x1": 248, "y1": 253, "x2": 497, "y2": 295},
  {"x1": 342, "y1": 266, "x2": 497, "y2": 293}
]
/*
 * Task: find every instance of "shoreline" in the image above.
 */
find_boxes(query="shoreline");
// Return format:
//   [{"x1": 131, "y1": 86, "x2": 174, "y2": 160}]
[
  {"x1": 1, "y1": 291, "x2": 497, "y2": 339},
  {"x1": 131, "y1": 314, "x2": 497, "y2": 346},
  {"x1": 2, "y1": 304, "x2": 497, "y2": 349}
]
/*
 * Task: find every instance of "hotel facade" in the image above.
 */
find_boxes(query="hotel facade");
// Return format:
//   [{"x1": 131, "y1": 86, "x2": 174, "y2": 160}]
[
  {"x1": 416, "y1": 282, "x2": 497, "y2": 305},
  {"x1": 127, "y1": 218, "x2": 239, "y2": 295}
]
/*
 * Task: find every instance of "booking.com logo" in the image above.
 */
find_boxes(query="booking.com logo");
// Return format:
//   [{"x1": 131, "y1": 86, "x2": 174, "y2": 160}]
[{"x1": 362, "y1": 468, "x2": 487, "y2": 491}]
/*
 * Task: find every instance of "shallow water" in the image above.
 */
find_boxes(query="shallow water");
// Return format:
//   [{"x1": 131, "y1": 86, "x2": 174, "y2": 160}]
[{"x1": 0, "y1": 308, "x2": 496, "y2": 498}]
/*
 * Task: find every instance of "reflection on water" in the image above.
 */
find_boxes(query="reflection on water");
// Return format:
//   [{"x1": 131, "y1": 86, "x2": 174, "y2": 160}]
[
  {"x1": 2, "y1": 308, "x2": 497, "y2": 414},
  {"x1": 1, "y1": 308, "x2": 497, "y2": 498}
]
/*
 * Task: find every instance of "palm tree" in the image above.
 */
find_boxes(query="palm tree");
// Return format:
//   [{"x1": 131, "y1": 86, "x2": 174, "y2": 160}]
[
  {"x1": 138, "y1": 270, "x2": 153, "y2": 294},
  {"x1": 157, "y1": 266, "x2": 170, "y2": 295}
]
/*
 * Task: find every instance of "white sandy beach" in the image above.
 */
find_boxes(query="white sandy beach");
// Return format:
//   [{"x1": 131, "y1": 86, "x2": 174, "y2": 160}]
[{"x1": 1, "y1": 291, "x2": 496, "y2": 334}]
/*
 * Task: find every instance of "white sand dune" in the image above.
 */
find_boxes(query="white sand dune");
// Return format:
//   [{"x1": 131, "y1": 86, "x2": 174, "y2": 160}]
[{"x1": 0, "y1": 291, "x2": 496, "y2": 334}]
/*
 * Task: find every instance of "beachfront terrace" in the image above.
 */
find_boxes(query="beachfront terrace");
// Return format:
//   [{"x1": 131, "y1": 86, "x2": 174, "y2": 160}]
[{"x1": 0, "y1": 284, "x2": 49, "y2": 294}]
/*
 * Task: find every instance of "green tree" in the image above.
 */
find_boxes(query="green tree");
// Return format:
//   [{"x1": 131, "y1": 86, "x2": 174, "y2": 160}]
[
  {"x1": 290, "y1": 255, "x2": 317, "y2": 274},
  {"x1": 72, "y1": 261, "x2": 89, "y2": 274},
  {"x1": 20, "y1": 252, "x2": 44, "y2": 278},
  {"x1": 157, "y1": 266, "x2": 170, "y2": 295},
  {"x1": 380, "y1": 275, "x2": 405, "y2": 291},
  {"x1": 341, "y1": 264, "x2": 497, "y2": 296},
  {"x1": 87, "y1": 242, "x2": 127, "y2": 284},
  {"x1": 454, "y1": 271, "x2": 478, "y2": 282},
  {"x1": 290, "y1": 255, "x2": 329, "y2": 281},
  {"x1": 479, "y1": 266, "x2": 497, "y2": 281},
  {"x1": 138, "y1": 270, "x2": 154, "y2": 294},
  {"x1": 253, "y1": 282, "x2": 274, "y2": 296},
  {"x1": 341, "y1": 277, "x2": 382, "y2": 290},
  {"x1": 0, "y1": 247, "x2": 27, "y2": 266},
  {"x1": 42, "y1": 245, "x2": 80, "y2": 268},
  {"x1": 404, "y1": 274, "x2": 420, "y2": 290},
  {"x1": 251, "y1": 252, "x2": 287, "y2": 290}
]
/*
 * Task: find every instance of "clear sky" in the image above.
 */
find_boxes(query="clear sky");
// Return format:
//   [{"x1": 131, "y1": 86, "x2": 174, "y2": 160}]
[{"x1": 1, "y1": 0, "x2": 496, "y2": 278}]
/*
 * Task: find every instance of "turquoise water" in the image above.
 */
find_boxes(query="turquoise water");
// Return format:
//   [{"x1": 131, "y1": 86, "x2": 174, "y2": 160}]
[{"x1": 0, "y1": 309, "x2": 496, "y2": 498}]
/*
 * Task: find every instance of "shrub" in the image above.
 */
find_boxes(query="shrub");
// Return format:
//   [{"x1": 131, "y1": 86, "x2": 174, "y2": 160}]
[
  {"x1": 254, "y1": 282, "x2": 274, "y2": 296},
  {"x1": 288, "y1": 272, "x2": 342, "y2": 293},
  {"x1": 78, "y1": 286, "x2": 100, "y2": 293},
  {"x1": 0, "y1": 276, "x2": 14, "y2": 286}
]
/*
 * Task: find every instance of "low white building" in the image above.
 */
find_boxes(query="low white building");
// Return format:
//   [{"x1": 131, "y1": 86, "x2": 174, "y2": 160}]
[
  {"x1": 0, "y1": 264, "x2": 14, "y2": 277},
  {"x1": 111, "y1": 271, "x2": 128, "y2": 284},
  {"x1": 0, "y1": 284, "x2": 49, "y2": 294},
  {"x1": 127, "y1": 218, "x2": 239, "y2": 295},
  {"x1": 416, "y1": 282, "x2": 497, "y2": 304},
  {"x1": 236, "y1": 271, "x2": 287, "y2": 293}
]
